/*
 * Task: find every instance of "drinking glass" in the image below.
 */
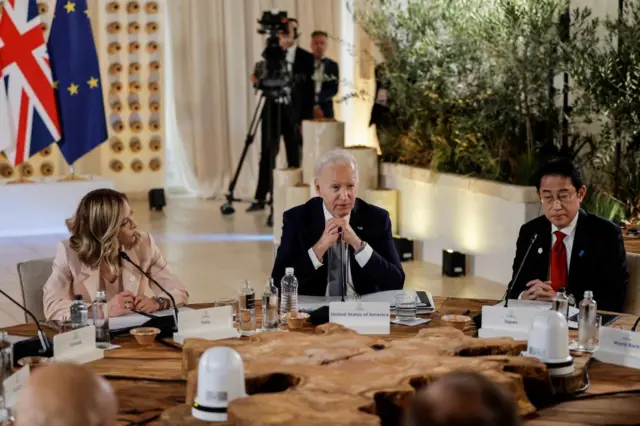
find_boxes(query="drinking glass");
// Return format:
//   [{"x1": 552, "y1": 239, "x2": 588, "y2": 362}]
[
  {"x1": 593, "y1": 314, "x2": 602, "y2": 349},
  {"x1": 394, "y1": 292, "x2": 418, "y2": 322},
  {"x1": 215, "y1": 298, "x2": 238, "y2": 322}
]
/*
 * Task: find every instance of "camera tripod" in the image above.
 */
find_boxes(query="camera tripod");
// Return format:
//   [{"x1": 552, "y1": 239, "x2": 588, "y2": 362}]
[{"x1": 220, "y1": 88, "x2": 300, "y2": 228}]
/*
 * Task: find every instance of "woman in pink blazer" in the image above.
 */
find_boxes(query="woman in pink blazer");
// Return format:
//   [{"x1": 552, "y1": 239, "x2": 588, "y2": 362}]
[{"x1": 43, "y1": 188, "x2": 189, "y2": 321}]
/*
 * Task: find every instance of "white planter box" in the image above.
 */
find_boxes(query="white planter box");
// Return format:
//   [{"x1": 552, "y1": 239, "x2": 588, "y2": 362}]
[{"x1": 381, "y1": 163, "x2": 540, "y2": 285}]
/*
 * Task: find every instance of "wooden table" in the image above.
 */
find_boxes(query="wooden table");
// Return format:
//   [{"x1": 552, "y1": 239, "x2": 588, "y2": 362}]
[
  {"x1": 6, "y1": 297, "x2": 640, "y2": 425},
  {"x1": 624, "y1": 234, "x2": 640, "y2": 254}
]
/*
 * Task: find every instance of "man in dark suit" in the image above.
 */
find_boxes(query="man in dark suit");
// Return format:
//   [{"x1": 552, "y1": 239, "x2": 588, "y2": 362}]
[
  {"x1": 248, "y1": 18, "x2": 315, "y2": 212},
  {"x1": 310, "y1": 31, "x2": 339, "y2": 119},
  {"x1": 509, "y1": 158, "x2": 628, "y2": 312},
  {"x1": 272, "y1": 149, "x2": 405, "y2": 296}
]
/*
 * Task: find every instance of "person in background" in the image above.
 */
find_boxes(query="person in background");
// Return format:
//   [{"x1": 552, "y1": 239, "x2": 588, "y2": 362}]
[
  {"x1": 310, "y1": 30, "x2": 339, "y2": 119},
  {"x1": 43, "y1": 188, "x2": 189, "y2": 321},
  {"x1": 404, "y1": 371, "x2": 521, "y2": 426},
  {"x1": 247, "y1": 17, "x2": 315, "y2": 212},
  {"x1": 272, "y1": 149, "x2": 404, "y2": 295},
  {"x1": 14, "y1": 363, "x2": 118, "y2": 426},
  {"x1": 509, "y1": 158, "x2": 628, "y2": 312}
]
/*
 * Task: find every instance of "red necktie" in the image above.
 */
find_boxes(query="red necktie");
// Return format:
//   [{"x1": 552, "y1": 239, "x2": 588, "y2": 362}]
[{"x1": 550, "y1": 231, "x2": 567, "y2": 291}]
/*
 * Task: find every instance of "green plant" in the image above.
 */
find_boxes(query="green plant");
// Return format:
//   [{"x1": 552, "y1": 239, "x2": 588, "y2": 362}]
[
  {"x1": 354, "y1": 0, "x2": 593, "y2": 184},
  {"x1": 582, "y1": 190, "x2": 626, "y2": 223}
]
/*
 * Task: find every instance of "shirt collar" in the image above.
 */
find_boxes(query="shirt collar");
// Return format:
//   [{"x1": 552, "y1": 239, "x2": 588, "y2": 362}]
[
  {"x1": 322, "y1": 202, "x2": 350, "y2": 222},
  {"x1": 551, "y1": 210, "x2": 580, "y2": 237}
]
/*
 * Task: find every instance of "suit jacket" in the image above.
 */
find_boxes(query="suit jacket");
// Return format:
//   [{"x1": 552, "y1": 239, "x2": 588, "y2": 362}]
[
  {"x1": 43, "y1": 232, "x2": 189, "y2": 321},
  {"x1": 315, "y1": 58, "x2": 339, "y2": 119},
  {"x1": 290, "y1": 46, "x2": 315, "y2": 123},
  {"x1": 509, "y1": 210, "x2": 628, "y2": 312},
  {"x1": 272, "y1": 197, "x2": 405, "y2": 296}
]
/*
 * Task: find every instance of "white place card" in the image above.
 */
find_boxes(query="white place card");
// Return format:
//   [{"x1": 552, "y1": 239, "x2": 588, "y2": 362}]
[
  {"x1": 173, "y1": 306, "x2": 240, "y2": 345},
  {"x1": 594, "y1": 327, "x2": 640, "y2": 369},
  {"x1": 478, "y1": 305, "x2": 540, "y2": 340},
  {"x1": 53, "y1": 325, "x2": 104, "y2": 364},
  {"x1": 329, "y1": 302, "x2": 390, "y2": 335},
  {"x1": 3, "y1": 365, "x2": 29, "y2": 409}
]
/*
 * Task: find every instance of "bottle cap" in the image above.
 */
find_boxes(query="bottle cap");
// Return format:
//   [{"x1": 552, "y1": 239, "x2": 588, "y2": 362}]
[
  {"x1": 584, "y1": 290, "x2": 593, "y2": 299},
  {"x1": 285, "y1": 267, "x2": 294, "y2": 275},
  {"x1": 74, "y1": 295, "x2": 83, "y2": 301}
]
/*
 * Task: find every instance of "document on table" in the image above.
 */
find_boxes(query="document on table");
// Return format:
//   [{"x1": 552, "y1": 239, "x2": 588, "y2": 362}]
[
  {"x1": 298, "y1": 290, "x2": 434, "y2": 312},
  {"x1": 89, "y1": 307, "x2": 193, "y2": 330}
]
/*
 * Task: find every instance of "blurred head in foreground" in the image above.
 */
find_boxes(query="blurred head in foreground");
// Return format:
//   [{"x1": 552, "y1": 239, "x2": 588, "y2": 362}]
[
  {"x1": 14, "y1": 363, "x2": 117, "y2": 426},
  {"x1": 404, "y1": 371, "x2": 521, "y2": 426}
]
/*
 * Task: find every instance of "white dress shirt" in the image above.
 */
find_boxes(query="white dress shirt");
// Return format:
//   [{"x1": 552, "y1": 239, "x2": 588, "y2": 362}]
[
  {"x1": 313, "y1": 58, "x2": 325, "y2": 100},
  {"x1": 551, "y1": 210, "x2": 579, "y2": 270},
  {"x1": 518, "y1": 211, "x2": 579, "y2": 298},
  {"x1": 307, "y1": 203, "x2": 374, "y2": 296}
]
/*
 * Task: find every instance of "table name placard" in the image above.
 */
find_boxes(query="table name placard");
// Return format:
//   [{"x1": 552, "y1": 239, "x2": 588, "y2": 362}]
[
  {"x1": 478, "y1": 305, "x2": 539, "y2": 340},
  {"x1": 329, "y1": 302, "x2": 390, "y2": 335},
  {"x1": 173, "y1": 306, "x2": 239, "y2": 344},
  {"x1": 3, "y1": 364, "x2": 29, "y2": 409},
  {"x1": 594, "y1": 327, "x2": 640, "y2": 369},
  {"x1": 53, "y1": 325, "x2": 104, "y2": 364}
]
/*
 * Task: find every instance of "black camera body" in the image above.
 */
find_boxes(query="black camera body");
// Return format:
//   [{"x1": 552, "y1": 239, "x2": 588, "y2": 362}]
[{"x1": 255, "y1": 10, "x2": 292, "y2": 97}]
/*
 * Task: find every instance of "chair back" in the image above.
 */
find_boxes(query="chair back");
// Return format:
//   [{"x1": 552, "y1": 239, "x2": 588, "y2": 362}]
[
  {"x1": 624, "y1": 252, "x2": 640, "y2": 315},
  {"x1": 16, "y1": 258, "x2": 53, "y2": 323}
]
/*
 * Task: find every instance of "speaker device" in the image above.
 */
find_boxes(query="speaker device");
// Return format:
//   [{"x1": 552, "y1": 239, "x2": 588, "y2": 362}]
[{"x1": 149, "y1": 188, "x2": 166, "y2": 211}]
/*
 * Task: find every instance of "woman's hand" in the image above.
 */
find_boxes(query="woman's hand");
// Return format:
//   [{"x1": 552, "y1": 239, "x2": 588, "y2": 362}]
[
  {"x1": 134, "y1": 296, "x2": 161, "y2": 314},
  {"x1": 108, "y1": 290, "x2": 134, "y2": 317}
]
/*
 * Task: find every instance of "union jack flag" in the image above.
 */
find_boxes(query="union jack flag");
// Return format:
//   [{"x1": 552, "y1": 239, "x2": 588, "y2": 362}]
[{"x1": 0, "y1": 0, "x2": 60, "y2": 166}]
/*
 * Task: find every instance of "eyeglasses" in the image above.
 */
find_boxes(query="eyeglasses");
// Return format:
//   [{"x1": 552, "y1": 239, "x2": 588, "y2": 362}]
[{"x1": 540, "y1": 192, "x2": 576, "y2": 205}]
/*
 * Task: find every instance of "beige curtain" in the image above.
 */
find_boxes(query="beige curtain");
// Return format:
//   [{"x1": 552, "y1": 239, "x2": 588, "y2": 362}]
[{"x1": 165, "y1": 0, "x2": 341, "y2": 198}]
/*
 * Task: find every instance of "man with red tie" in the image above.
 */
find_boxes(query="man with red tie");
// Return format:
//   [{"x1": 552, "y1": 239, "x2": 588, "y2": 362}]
[{"x1": 509, "y1": 158, "x2": 628, "y2": 312}]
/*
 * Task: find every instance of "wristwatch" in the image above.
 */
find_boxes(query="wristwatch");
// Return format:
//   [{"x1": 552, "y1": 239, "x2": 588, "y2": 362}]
[
  {"x1": 355, "y1": 241, "x2": 367, "y2": 255},
  {"x1": 154, "y1": 296, "x2": 167, "y2": 310}
]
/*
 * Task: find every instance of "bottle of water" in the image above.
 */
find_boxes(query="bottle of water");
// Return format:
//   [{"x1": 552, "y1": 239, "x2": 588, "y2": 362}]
[
  {"x1": 70, "y1": 295, "x2": 88, "y2": 329},
  {"x1": 552, "y1": 288, "x2": 570, "y2": 319},
  {"x1": 238, "y1": 281, "x2": 256, "y2": 335},
  {"x1": 262, "y1": 279, "x2": 279, "y2": 331},
  {"x1": 92, "y1": 291, "x2": 110, "y2": 349},
  {"x1": 578, "y1": 290, "x2": 597, "y2": 351},
  {"x1": 280, "y1": 267, "x2": 298, "y2": 324}
]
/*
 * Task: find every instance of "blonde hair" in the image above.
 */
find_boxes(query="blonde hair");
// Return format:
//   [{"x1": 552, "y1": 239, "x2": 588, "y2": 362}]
[{"x1": 66, "y1": 189, "x2": 129, "y2": 275}]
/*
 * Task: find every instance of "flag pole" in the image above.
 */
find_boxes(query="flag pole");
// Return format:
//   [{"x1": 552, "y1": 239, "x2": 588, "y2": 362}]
[{"x1": 57, "y1": 162, "x2": 87, "y2": 182}]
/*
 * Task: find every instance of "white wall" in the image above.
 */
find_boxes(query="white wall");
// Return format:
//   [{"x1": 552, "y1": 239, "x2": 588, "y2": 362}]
[{"x1": 382, "y1": 164, "x2": 540, "y2": 285}]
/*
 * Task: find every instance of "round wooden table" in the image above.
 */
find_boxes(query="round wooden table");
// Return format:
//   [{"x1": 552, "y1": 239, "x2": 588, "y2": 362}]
[{"x1": 6, "y1": 297, "x2": 640, "y2": 425}]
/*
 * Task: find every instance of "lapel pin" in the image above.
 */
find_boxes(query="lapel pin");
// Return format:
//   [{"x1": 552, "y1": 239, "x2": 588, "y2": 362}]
[
  {"x1": 579, "y1": 250, "x2": 584, "y2": 257},
  {"x1": 538, "y1": 247, "x2": 543, "y2": 254},
  {"x1": 357, "y1": 226, "x2": 363, "y2": 230}
]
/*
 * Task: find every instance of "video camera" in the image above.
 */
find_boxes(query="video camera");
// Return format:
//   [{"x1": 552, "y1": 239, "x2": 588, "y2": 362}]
[{"x1": 254, "y1": 10, "x2": 292, "y2": 96}]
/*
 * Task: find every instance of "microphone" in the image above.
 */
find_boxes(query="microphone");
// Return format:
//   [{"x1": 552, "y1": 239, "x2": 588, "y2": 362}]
[
  {"x1": 0, "y1": 287, "x2": 52, "y2": 365},
  {"x1": 472, "y1": 233, "x2": 538, "y2": 330},
  {"x1": 503, "y1": 233, "x2": 538, "y2": 308},
  {"x1": 119, "y1": 252, "x2": 179, "y2": 334},
  {"x1": 337, "y1": 227, "x2": 346, "y2": 302}
]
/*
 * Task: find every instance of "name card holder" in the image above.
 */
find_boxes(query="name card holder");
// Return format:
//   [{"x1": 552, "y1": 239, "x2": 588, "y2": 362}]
[
  {"x1": 594, "y1": 327, "x2": 640, "y2": 369},
  {"x1": 53, "y1": 325, "x2": 104, "y2": 364},
  {"x1": 173, "y1": 306, "x2": 240, "y2": 345},
  {"x1": 3, "y1": 364, "x2": 29, "y2": 409},
  {"x1": 478, "y1": 305, "x2": 539, "y2": 340},
  {"x1": 329, "y1": 302, "x2": 390, "y2": 335}
]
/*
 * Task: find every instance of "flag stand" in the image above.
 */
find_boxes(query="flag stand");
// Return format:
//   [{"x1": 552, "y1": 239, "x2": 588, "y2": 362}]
[{"x1": 57, "y1": 164, "x2": 87, "y2": 182}]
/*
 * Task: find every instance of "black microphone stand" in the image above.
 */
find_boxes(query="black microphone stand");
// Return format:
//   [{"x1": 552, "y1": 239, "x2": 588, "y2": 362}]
[
  {"x1": 338, "y1": 228, "x2": 346, "y2": 302},
  {"x1": 0, "y1": 287, "x2": 52, "y2": 364},
  {"x1": 119, "y1": 252, "x2": 179, "y2": 334},
  {"x1": 503, "y1": 234, "x2": 538, "y2": 308}
]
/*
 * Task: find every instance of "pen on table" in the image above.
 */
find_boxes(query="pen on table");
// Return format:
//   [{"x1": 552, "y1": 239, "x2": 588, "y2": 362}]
[{"x1": 462, "y1": 310, "x2": 471, "y2": 316}]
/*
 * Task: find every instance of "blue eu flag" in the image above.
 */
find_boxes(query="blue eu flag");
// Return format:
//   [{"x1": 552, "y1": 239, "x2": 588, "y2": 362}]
[{"x1": 47, "y1": 0, "x2": 107, "y2": 165}]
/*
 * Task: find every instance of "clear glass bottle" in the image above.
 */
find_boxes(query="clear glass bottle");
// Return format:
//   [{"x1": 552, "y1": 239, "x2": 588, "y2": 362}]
[
  {"x1": 238, "y1": 281, "x2": 256, "y2": 335},
  {"x1": 578, "y1": 290, "x2": 597, "y2": 351},
  {"x1": 280, "y1": 267, "x2": 299, "y2": 324},
  {"x1": 262, "y1": 279, "x2": 279, "y2": 331},
  {"x1": 92, "y1": 291, "x2": 111, "y2": 349},
  {"x1": 552, "y1": 287, "x2": 570, "y2": 319},
  {"x1": 70, "y1": 295, "x2": 88, "y2": 329}
]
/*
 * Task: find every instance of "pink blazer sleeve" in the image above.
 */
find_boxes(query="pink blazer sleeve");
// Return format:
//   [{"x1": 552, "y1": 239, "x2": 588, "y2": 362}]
[
  {"x1": 43, "y1": 242, "x2": 75, "y2": 321},
  {"x1": 146, "y1": 234, "x2": 189, "y2": 306}
]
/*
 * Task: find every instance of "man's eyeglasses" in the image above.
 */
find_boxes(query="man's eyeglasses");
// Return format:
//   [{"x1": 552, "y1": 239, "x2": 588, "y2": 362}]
[{"x1": 540, "y1": 192, "x2": 576, "y2": 205}]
